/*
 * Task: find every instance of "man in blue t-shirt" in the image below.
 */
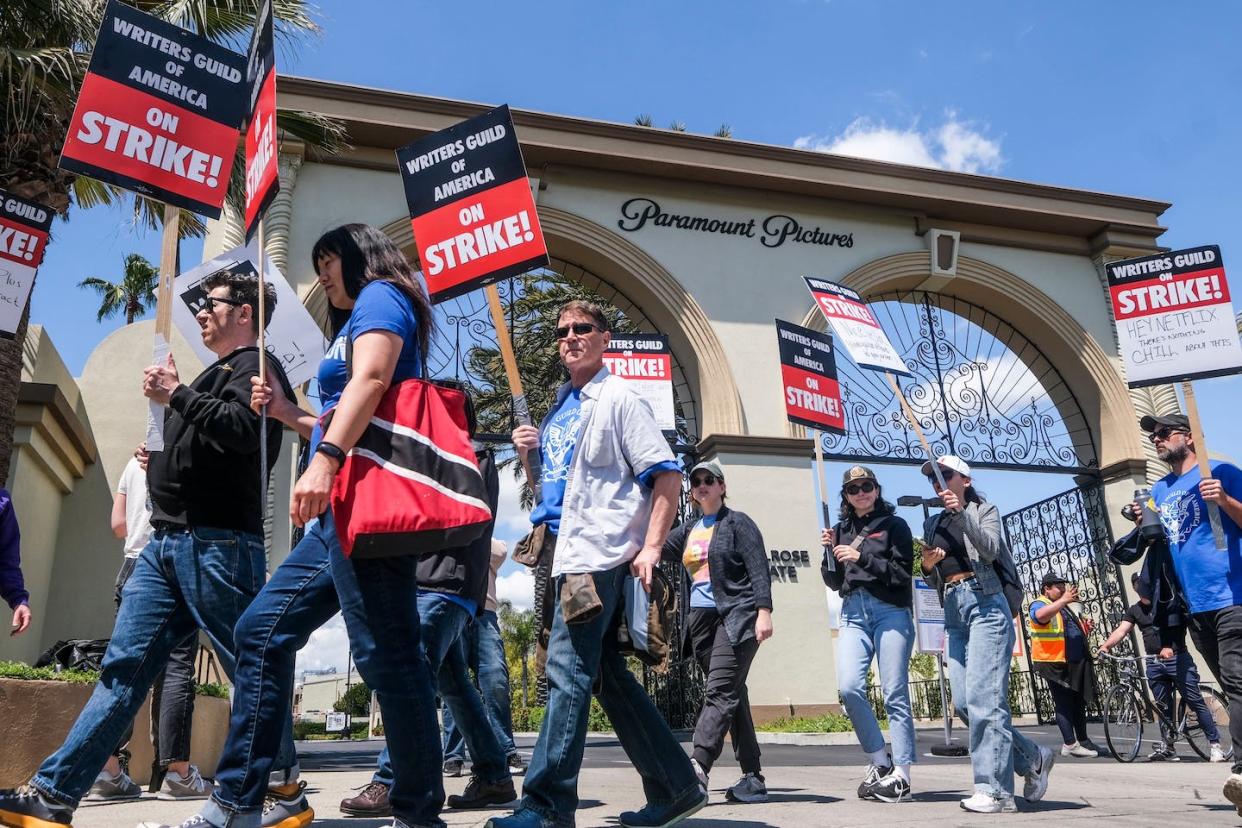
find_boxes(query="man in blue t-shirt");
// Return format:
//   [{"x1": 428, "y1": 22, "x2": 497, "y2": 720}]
[{"x1": 1132, "y1": 414, "x2": 1242, "y2": 812}]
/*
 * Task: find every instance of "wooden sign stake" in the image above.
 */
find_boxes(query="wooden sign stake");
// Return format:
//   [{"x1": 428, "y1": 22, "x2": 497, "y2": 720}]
[
  {"x1": 485, "y1": 283, "x2": 542, "y2": 500},
  {"x1": 1182, "y1": 380, "x2": 1228, "y2": 550},
  {"x1": 813, "y1": 428, "x2": 837, "y2": 573},
  {"x1": 886, "y1": 371, "x2": 946, "y2": 490}
]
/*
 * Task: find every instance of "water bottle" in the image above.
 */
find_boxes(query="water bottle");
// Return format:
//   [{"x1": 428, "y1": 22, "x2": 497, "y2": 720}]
[{"x1": 1135, "y1": 487, "x2": 1163, "y2": 541}]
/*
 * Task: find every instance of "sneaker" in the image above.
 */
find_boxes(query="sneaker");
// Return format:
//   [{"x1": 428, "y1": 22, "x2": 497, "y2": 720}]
[
  {"x1": 443, "y1": 758, "x2": 464, "y2": 777},
  {"x1": 340, "y1": 781, "x2": 392, "y2": 817},
  {"x1": 446, "y1": 775, "x2": 517, "y2": 810},
  {"x1": 959, "y1": 792, "x2": 1017, "y2": 813},
  {"x1": 690, "y1": 758, "x2": 709, "y2": 800},
  {"x1": 261, "y1": 781, "x2": 314, "y2": 828},
  {"x1": 159, "y1": 765, "x2": 212, "y2": 800},
  {"x1": 136, "y1": 816, "x2": 213, "y2": 828},
  {"x1": 618, "y1": 786, "x2": 709, "y2": 827},
  {"x1": 87, "y1": 768, "x2": 143, "y2": 800},
  {"x1": 1079, "y1": 738, "x2": 1105, "y2": 755},
  {"x1": 484, "y1": 810, "x2": 557, "y2": 828},
  {"x1": 506, "y1": 752, "x2": 528, "y2": 775},
  {"x1": 1224, "y1": 772, "x2": 1242, "y2": 817},
  {"x1": 1148, "y1": 745, "x2": 1180, "y2": 762},
  {"x1": 1212, "y1": 744, "x2": 1229, "y2": 763},
  {"x1": 1060, "y1": 741, "x2": 1098, "y2": 758},
  {"x1": 869, "y1": 773, "x2": 910, "y2": 803},
  {"x1": 0, "y1": 785, "x2": 73, "y2": 827},
  {"x1": 1022, "y1": 746, "x2": 1055, "y2": 802},
  {"x1": 725, "y1": 773, "x2": 768, "y2": 804},
  {"x1": 857, "y1": 759, "x2": 893, "y2": 800}
]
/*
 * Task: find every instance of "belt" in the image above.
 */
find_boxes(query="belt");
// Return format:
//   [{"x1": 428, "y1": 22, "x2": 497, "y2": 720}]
[
  {"x1": 944, "y1": 573, "x2": 976, "y2": 589},
  {"x1": 150, "y1": 520, "x2": 188, "y2": 533}
]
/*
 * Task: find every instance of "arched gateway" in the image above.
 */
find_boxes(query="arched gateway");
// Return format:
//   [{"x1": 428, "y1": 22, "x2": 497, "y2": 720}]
[{"x1": 195, "y1": 76, "x2": 1177, "y2": 720}]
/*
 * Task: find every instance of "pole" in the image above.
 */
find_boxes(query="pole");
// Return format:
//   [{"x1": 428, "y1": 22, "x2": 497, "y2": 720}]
[
  {"x1": 886, "y1": 372, "x2": 946, "y2": 490},
  {"x1": 146, "y1": 204, "x2": 181, "y2": 452},
  {"x1": 485, "y1": 283, "x2": 542, "y2": 501},
  {"x1": 255, "y1": 221, "x2": 271, "y2": 559},
  {"x1": 813, "y1": 429, "x2": 836, "y2": 573},
  {"x1": 937, "y1": 655, "x2": 952, "y2": 744},
  {"x1": 1182, "y1": 380, "x2": 1227, "y2": 549}
]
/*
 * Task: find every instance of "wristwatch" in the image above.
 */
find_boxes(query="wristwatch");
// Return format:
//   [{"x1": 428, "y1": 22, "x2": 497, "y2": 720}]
[{"x1": 315, "y1": 441, "x2": 347, "y2": 467}]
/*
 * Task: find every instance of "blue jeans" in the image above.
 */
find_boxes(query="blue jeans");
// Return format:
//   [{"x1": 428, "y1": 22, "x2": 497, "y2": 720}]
[
  {"x1": 203, "y1": 513, "x2": 444, "y2": 828},
  {"x1": 31, "y1": 527, "x2": 279, "y2": 808},
  {"x1": 836, "y1": 590, "x2": 917, "y2": 766},
  {"x1": 372, "y1": 596, "x2": 510, "y2": 786},
  {"x1": 1148, "y1": 651, "x2": 1221, "y2": 743},
  {"x1": 520, "y1": 563, "x2": 699, "y2": 825},
  {"x1": 943, "y1": 581, "x2": 1041, "y2": 798},
  {"x1": 443, "y1": 610, "x2": 518, "y2": 761}
]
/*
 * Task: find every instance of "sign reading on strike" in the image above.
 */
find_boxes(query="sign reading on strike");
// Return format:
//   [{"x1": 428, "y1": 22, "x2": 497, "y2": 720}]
[
  {"x1": 804, "y1": 277, "x2": 910, "y2": 376},
  {"x1": 603, "y1": 333, "x2": 675, "y2": 432},
  {"x1": 243, "y1": 0, "x2": 279, "y2": 239},
  {"x1": 1106, "y1": 245, "x2": 1242, "y2": 387},
  {"x1": 397, "y1": 105, "x2": 549, "y2": 302},
  {"x1": 59, "y1": 0, "x2": 246, "y2": 218},
  {"x1": 775, "y1": 319, "x2": 845, "y2": 434},
  {"x1": 0, "y1": 190, "x2": 54, "y2": 339}
]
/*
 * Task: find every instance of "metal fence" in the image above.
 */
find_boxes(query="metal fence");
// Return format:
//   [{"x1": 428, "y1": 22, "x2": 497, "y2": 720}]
[{"x1": 867, "y1": 666, "x2": 1045, "y2": 723}]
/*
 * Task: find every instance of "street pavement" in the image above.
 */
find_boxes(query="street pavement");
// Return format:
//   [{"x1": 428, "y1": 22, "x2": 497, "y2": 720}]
[{"x1": 74, "y1": 726, "x2": 1242, "y2": 827}]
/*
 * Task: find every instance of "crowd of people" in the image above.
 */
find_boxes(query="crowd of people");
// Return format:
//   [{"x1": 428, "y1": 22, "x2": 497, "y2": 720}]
[{"x1": 0, "y1": 222, "x2": 1240, "y2": 828}]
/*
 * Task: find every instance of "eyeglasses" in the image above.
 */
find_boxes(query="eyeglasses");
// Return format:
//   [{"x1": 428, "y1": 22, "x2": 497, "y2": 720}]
[
  {"x1": 1148, "y1": 427, "x2": 1188, "y2": 444},
  {"x1": 555, "y1": 322, "x2": 600, "y2": 339},
  {"x1": 202, "y1": 295, "x2": 244, "y2": 312},
  {"x1": 926, "y1": 469, "x2": 957, "y2": 485},
  {"x1": 690, "y1": 473, "x2": 719, "y2": 487},
  {"x1": 844, "y1": 481, "x2": 877, "y2": 496}
]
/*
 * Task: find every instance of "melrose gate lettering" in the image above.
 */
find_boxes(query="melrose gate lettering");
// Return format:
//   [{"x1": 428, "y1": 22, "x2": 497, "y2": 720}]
[{"x1": 618, "y1": 197, "x2": 854, "y2": 250}]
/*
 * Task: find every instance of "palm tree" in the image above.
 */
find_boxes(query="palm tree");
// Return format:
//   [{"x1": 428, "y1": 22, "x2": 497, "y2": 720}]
[
  {"x1": 498, "y1": 599, "x2": 537, "y2": 707},
  {"x1": 0, "y1": 0, "x2": 346, "y2": 485},
  {"x1": 78, "y1": 253, "x2": 160, "y2": 324}
]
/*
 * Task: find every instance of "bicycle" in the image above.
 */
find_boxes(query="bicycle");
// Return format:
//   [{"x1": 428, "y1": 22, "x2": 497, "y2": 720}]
[{"x1": 1098, "y1": 650, "x2": 1232, "y2": 763}]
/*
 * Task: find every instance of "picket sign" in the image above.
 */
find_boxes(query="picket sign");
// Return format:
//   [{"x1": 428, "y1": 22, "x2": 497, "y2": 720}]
[{"x1": 0, "y1": 189, "x2": 55, "y2": 340}]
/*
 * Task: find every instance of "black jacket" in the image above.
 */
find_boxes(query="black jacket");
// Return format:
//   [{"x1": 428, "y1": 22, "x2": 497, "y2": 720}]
[
  {"x1": 149, "y1": 347, "x2": 292, "y2": 536},
  {"x1": 662, "y1": 505, "x2": 772, "y2": 646},
  {"x1": 417, "y1": 444, "x2": 499, "y2": 612},
  {"x1": 1111, "y1": 527, "x2": 1188, "y2": 650},
  {"x1": 822, "y1": 511, "x2": 914, "y2": 608}
]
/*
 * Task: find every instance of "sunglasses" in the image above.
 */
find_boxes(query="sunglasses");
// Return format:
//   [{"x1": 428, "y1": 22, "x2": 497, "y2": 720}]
[
  {"x1": 844, "y1": 481, "x2": 877, "y2": 496},
  {"x1": 690, "y1": 473, "x2": 719, "y2": 487},
  {"x1": 926, "y1": 468, "x2": 957, "y2": 485},
  {"x1": 202, "y1": 295, "x2": 244, "y2": 312},
  {"x1": 1148, "y1": 427, "x2": 1188, "y2": 444},
  {"x1": 555, "y1": 322, "x2": 600, "y2": 339}
]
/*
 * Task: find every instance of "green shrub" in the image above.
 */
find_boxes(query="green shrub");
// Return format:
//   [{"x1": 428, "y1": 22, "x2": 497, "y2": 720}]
[
  {"x1": 757, "y1": 713, "x2": 874, "y2": 733},
  {"x1": 0, "y1": 661, "x2": 229, "y2": 699},
  {"x1": 511, "y1": 705, "x2": 545, "y2": 733}
]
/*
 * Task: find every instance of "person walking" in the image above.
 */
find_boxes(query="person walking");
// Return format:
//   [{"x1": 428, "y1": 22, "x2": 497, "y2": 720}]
[
  {"x1": 919, "y1": 455, "x2": 1056, "y2": 814},
  {"x1": 487, "y1": 300, "x2": 703, "y2": 828},
  {"x1": 0, "y1": 488, "x2": 29, "y2": 638},
  {"x1": 820, "y1": 465, "x2": 915, "y2": 803},
  {"x1": 1027, "y1": 573, "x2": 1103, "y2": 758},
  {"x1": 662, "y1": 459, "x2": 772, "y2": 804},
  {"x1": 1099, "y1": 572, "x2": 1226, "y2": 762}
]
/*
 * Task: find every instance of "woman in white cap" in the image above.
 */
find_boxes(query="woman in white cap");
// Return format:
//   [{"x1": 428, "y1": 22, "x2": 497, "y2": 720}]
[
  {"x1": 662, "y1": 460, "x2": 773, "y2": 804},
  {"x1": 919, "y1": 455, "x2": 1056, "y2": 814},
  {"x1": 820, "y1": 465, "x2": 915, "y2": 803}
]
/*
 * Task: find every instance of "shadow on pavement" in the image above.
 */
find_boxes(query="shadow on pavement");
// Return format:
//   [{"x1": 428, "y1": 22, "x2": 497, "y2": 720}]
[{"x1": 760, "y1": 788, "x2": 841, "y2": 805}]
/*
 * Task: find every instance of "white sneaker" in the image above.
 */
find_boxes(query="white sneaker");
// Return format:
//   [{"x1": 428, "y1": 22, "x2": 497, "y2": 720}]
[
  {"x1": 1061, "y1": 741, "x2": 1098, "y2": 758},
  {"x1": 691, "y1": 757, "x2": 709, "y2": 802},
  {"x1": 960, "y1": 792, "x2": 1017, "y2": 813},
  {"x1": 159, "y1": 765, "x2": 212, "y2": 800},
  {"x1": 1022, "y1": 746, "x2": 1055, "y2": 801},
  {"x1": 1224, "y1": 772, "x2": 1242, "y2": 817},
  {"x1": 1211, "y1": 743, "x2": 1228, "y2": 763}
]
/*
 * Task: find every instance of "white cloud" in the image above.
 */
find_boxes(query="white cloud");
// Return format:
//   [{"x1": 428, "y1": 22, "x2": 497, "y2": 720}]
[
  {"x1": 496, "y1": 567, "x2": 535, "y2": 612},
  {"x1": 296, "y1": 612, "x2": 351, "y2": 675},
  {"x1": 794, "y1": 112, "x2": 1003, "y2": 175}
]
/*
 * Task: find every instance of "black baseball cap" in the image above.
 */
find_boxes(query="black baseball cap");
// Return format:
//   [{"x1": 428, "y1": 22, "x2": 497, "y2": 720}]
[
  {"x1": 1139, "y1": 414, "x2": 1190, "y2": 433},
  {"x1": 1041, "y1": 571, "x2": 1069, "y2": 588}
]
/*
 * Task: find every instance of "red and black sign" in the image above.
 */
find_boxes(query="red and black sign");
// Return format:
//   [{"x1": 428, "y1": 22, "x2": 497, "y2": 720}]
[
  {"x1": 0, "y1": 190, "x2": 55, "y2": 338},
  {"x1": 396, "y1": 105, "x2": 549, "y2": 302},
  {"x1": 775, "y1": 319, "x2": 845, "y2": 434},
  {"x1": 243, "y1": 0, "x2": 278, "y2": 239},
  {"x1": 59, "y1": 0, "x2": 247, "y2": 218},
  {"x1": 603, "y1": 333, "x2": 676, "y2": 432},
  {"x1": 1107, "y1": 245, "x2": 1228, "y2": 321}
]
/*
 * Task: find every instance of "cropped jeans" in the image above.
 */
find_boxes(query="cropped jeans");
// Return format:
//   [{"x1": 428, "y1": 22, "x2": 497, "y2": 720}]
[{"x1": 443, "y1": 610, "x2": 518, "y2": 761}]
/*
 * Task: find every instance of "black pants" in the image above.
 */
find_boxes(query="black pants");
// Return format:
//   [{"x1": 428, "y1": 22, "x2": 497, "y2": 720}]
[
  {"x1": 113, "y1": 557, "x2": 199, "y2": 769},
  {"x1": 1046, "y1": 679, "x2": 1089, "y2": 745},
  {"x1": 1189, "y1": 605, "x2": 1242, "y2": 771},
  {"x1": 687, "y1": 607, "x2": 761, "y2": 776}
]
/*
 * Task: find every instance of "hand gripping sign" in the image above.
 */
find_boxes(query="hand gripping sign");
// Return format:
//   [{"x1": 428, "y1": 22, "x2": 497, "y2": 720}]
[
  {"x1": 59, "y1": 0, "x2": 247, "y2": 218},
  {"x1": 243, "y1": 0, "x2": 279, "y2": 241},
  {"x1": 0, "y1": 190, "x2": 54, "y2": 339}
]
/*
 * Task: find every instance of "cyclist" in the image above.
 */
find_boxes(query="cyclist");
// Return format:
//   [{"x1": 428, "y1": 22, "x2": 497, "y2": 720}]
[{"x1": 1099, "y1": 573, "x2": 1226, "y2": 762}]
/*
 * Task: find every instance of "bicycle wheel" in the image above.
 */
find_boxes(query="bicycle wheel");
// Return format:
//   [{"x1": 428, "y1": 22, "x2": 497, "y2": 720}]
[
  {"x1": 1183, "y1": 686, "x2": 1232, "y2": 762},
  {"x1": 1104, "y1": 683, "x2": 1143, "y2": 762}
]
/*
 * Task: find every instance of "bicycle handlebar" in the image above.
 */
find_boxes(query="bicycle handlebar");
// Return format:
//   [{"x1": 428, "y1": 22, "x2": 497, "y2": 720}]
[{"x1": 1095, "y1": 650, "x2": 1162, "y2": 664}]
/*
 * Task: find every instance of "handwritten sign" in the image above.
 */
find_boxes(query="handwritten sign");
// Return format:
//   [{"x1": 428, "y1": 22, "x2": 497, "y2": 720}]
[{"x1": 0, "y1": 190, "x2": 53, "y2": 338}]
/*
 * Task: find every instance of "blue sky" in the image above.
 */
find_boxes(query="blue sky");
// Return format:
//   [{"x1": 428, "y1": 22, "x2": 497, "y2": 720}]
[{"x1": 27, "y1": 1, "x2": 1242, "y2": 669}]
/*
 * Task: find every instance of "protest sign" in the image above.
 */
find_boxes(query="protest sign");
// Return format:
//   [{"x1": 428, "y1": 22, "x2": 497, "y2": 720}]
[
  {"x1": 1106, "y1": 245, "x2": 1242, "y2": 387},
  {"x1": 243, "y1": 0, "x2": 279, "y2": 240},
  {"x1": 397, "y1": 105, "x2": 549, "y2": 302},
  {"x1": 803, "y1": 277, "x2": 910, "y2": 376},
  {"x1": 59, "y1": 0, "x2": 247, "y2": 218},
  {"x1": 603, "y1": 333, "x2": 675, "y2": 431},
  {"x1": 0, "y1": 190, "x2": 53, "y2": 339},
  {"x1": 913, "y1": 578, "x2": 946, "y2": 654},
  {"x1": 173, "y1": 243, "x2": 326, "y2": 387},
  {"x1": 775, "y1": 319, "x2": 845, "y2": 434}
]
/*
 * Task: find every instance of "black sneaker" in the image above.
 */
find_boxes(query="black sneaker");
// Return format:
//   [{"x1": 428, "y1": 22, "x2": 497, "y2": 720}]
[
  {"x1": 725, "y1": 773, "x2": 768, "y2": 803},
  {"x1": 869, "y1": 772, "x2": 911, "y2": 803},
  {"x1": 446, "y1": 775, "x2": 517, "y2": 810},
  {"x1": 857, "y1": 760, "x2": 893, "y2": 800},
  {"x1": 618, "y1": 786, "x2": 709, "y2": 827},
  {"x1": 443, "y1": 759, "x2": 464, "y2": 777},
  {"x1": 0, "y1": 785, "x2": 73, "y2": 827},
  {"x1": 506, "y1": 752, "x2": 527, "y2": 775},
  {"x1": 1148, "y1": 745, "x2": 1180, "y2": 762}
]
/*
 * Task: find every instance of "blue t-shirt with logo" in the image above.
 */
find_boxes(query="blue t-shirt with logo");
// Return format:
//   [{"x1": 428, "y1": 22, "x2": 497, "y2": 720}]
[
  {"x1": 530, "y1": 389, "x2": 583, "y2": 534},
  {"x1": 1153, "y1": 460, "x2": 1242, "y2": 614}
]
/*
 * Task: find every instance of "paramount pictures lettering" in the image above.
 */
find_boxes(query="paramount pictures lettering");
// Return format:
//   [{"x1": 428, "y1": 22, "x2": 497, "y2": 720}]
[{"x1": 617, "y1": 197, "x2": 854, "y2": 250}]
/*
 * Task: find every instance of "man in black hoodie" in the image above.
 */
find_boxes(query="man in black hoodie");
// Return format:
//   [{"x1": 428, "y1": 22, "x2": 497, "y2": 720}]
[{"x1": 0, "y1": 269, "x2": 295, "y2": 828}]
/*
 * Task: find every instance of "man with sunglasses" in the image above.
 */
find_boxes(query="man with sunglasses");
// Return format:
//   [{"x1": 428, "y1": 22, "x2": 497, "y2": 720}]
[
  {"x1": 0, "y1": 270, "x2": 299, "y2": 828},
  {"x1": 1135, "y1": 414, "x2": 1242, "y2": 813},
  {"x1": 490, "y1": 300, "x2": 703, "y2": 828}
]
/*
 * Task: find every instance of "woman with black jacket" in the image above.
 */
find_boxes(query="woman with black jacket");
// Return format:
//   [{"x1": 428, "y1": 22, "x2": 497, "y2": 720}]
[
  {"x1": 661, "y1": 460, "x2": 773, "y2": 805},
  {"x1": 820, "y1": 465, "x2": 915, "y2": 804}
]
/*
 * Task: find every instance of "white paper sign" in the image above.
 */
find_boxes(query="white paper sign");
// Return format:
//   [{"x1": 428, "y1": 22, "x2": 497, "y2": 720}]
[
  {"x1": 144, "y1": 335, "x2": 171, "y2": 452},
  {"x1": 173, "y1": 242, "x2": 326, "y2": 387},
  {"x1": 0, "y1": 190, "x2": 53, "y2": 339},
  {"x1": 804, "y1": 277, "x2": 911, "y2": 376},
  {"x1": 603, "y1": 333, "x2": 676, "y2": 431},
  {"x1": 913, "y1": 577, "x2": 945, "y2": 654}
]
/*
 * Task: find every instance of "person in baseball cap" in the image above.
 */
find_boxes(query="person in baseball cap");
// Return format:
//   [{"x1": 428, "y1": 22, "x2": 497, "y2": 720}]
[
  {"x1": 919, "y1": 454, "x2": 971, "y2": 480},
  {"x1": 1139, "y1": 413, "x2": 1190, "y2": 434}
]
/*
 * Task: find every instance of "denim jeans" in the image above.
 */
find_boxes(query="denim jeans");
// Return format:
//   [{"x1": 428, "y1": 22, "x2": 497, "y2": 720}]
[
  {"x1": 372, "y1": 596, "x2": 510, "y2": 786},
  {"x1": 836, "y1": 590, "x2": 917, "y2": 766},
  {"x1": 30, "y1": 527, "x2": 267, "y2": 808},
  {"x1": 943, "y1": 581, "x2": 1040, "y2": 797},
  {"x1": 520, "y1": 562, "x2": 699, "y2": 825},
  {"x1": 1147, "y1": 651, "x2": 1220, "y2": 743},
  {"x1": 203, "y1": 512, "x2": 444, "y2": 828},
  {"x1": 443, "y1": 610, "x2": 518, "y2": 761}
]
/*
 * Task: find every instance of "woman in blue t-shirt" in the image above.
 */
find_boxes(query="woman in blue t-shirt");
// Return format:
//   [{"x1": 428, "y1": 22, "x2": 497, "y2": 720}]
[{"x1": 167, "y1": 224, "x2": 446, "y2": 828}]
